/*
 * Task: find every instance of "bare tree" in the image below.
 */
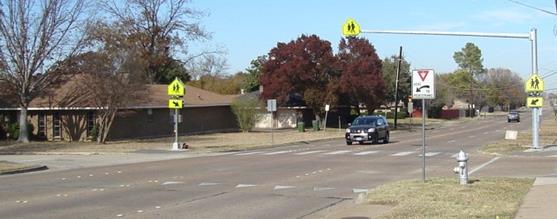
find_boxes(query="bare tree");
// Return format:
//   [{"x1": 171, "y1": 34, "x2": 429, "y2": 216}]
[
  {"x1": 0, "y1": 0, "x2": 89, "y2": 142},
  {"x1": 95, "y1": 0, "x2": 213, "y2": 83}
]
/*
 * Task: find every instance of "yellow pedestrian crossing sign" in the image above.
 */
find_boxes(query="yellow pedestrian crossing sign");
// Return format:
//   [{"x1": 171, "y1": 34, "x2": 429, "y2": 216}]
[
  {"x1": 169, "y1": 99, "x2": 183, "y2": 109},
  {"x1": 527, "y1": 97, "x2": 543, "y2": 108},
  {"x1": 167, "y1": 78, "x2": 185, "y2": 96},
  {"x1": 525, "y1": 74, "x2": 544, "y2": 93},
  {"x1": 342, "y1": 18, "x2": 361, "y2": 37}
]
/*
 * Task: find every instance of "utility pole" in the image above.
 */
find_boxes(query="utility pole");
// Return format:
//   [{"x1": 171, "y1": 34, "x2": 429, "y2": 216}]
[{"x1": 394, "y1": 46, "x2": 402, "y2": 129}]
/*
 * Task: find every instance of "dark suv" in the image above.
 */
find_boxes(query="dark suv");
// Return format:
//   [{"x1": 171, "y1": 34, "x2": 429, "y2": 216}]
[{"x1": 345, "y1": 115, "x2": 389, "y2": 145}]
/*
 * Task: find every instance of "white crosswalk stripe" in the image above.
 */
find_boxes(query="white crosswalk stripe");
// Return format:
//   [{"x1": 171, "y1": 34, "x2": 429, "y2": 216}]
[
  {"x1": 264, "y1": 150, "x2": 293, "y2": 155},
  {"x1": 235, "y1": 151, "x2": 264, "y2": 156},
  {"x1": 323, "y1": 150, "x2": 352, "y2": 155},
  {"x1": 353, "y1": 151, "x2": 379, "y2": 155},
  {"x1": 294, "y1": 150, "x2": 327, "y2": 155},
  {"x1": 391, "y1": 151, "x2": 415, "y2": 156},
  {"x1": 418, "y1": 152, "x2": 441, "y2": 157}
]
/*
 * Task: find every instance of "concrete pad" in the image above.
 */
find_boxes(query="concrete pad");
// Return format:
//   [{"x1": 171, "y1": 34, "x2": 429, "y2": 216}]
[{"x1": 533, "y1": 177, "x2": 557, "y2": 186}]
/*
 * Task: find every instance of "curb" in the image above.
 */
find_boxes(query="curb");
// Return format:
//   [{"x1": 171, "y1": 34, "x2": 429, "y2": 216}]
[{"x1": 0, "y1": 164, "x2": 48, "y2": 175}]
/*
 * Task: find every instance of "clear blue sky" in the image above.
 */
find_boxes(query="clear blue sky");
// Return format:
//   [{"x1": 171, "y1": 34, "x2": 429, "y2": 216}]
[{"x1": 191, "y1": 0, "x2": 557, "y2": 89}]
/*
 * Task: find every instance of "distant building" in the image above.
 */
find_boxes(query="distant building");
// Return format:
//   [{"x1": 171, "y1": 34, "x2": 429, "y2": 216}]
[{"x1": 0, "y1": 76, "x2": 239, "y2": 141}]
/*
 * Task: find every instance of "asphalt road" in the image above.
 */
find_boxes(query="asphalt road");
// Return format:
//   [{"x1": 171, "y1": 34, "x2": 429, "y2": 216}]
[{"x1": 1, "y1": 113, "x2": 556, "y2": 219}]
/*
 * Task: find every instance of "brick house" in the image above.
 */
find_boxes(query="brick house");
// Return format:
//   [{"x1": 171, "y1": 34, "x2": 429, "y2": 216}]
[{"x1": 0, "y1": 79, "x2": 239, "y2": 141}]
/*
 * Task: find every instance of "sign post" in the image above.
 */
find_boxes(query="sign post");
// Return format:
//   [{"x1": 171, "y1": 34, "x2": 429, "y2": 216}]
[
  {"x1": 412, "y1": 69, "x2": 435, "y2": 182},
  {"x1": 525, "y1": 73, "x2": 544, "y2": 149},
  {"x1": 267, "y1": 99, "x2": 277, "y2": 145},
  {"x1": 168, "y1": 78, "x2": 185, "y2": 151},
  {"x1": 324, "y1": 104, "x2": 330, "y2": 133}
]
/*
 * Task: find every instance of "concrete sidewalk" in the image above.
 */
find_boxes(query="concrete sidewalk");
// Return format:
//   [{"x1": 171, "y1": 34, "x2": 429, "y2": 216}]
[{"x1": 515, "y1": 176, "x2": 557, "y2": 218}]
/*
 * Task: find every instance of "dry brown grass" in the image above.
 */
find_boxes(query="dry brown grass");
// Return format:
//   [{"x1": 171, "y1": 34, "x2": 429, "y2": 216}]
[{"x1": 366, "y1": 177, "x2": 533, "y2": 219}]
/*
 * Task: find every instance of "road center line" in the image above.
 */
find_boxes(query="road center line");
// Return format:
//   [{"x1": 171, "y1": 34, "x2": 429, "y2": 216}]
[{"x1": 469, "y1": 157, "x2": 500, "y2": 175}]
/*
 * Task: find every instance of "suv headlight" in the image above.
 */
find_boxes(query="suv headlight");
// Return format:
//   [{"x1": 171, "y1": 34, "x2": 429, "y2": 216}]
[
  {"x1": 345, "y1": 128, "x2": 351, "y2": 133},
  {"x1": 367, "y1": 128, "x2": 375, "y2": 133}
]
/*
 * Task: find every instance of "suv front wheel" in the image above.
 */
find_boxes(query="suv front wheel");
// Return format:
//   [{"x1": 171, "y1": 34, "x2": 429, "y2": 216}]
[{"x1": 383, "y1": 132, "x2": 390, "y2": 144}]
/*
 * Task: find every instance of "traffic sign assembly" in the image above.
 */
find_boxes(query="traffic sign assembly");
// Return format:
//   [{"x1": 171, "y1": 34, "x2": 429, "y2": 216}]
[
  {"x1": 411, "y1": 69, "x2": 435, "y2": 99},
  {"x1": 167, "y1": 77, "x2": 186, "y2": 151}
]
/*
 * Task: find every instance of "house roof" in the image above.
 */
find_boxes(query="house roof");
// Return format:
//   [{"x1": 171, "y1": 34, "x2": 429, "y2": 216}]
[{"x1": 0, "y1": 75, "x2": 237, "y2": 110}]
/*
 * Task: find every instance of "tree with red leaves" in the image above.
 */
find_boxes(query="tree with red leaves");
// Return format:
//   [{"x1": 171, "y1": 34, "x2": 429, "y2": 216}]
[
  {"x1": 260, "y1": 35, "x2": 338, "y2": 120},
  {"x1": 337, "y1": 37, "x2": 385, "y2": 114}
]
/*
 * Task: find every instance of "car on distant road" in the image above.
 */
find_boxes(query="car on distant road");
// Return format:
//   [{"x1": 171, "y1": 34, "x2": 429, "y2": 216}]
[
  {"x1": 345, "y1": 115, "x2": 389, "y2": 145},
  {"x1": 507, "y1": 111, "x2": 520, "y2": 123}
]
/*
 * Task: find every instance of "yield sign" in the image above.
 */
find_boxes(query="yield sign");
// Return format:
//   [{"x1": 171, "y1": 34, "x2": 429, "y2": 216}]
[{"x1": 418, "y1": 70, "x2": 429, "y2": 81}]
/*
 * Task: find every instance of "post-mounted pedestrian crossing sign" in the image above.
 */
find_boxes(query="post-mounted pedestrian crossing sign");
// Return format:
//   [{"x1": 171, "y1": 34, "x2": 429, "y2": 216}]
[
  {"x1": 527, "y1": 97, "x2": 543, "y2": 108},
  {"x1": 342, "y1": 18, "x2": 361, "y2": 37},
  {"x1": 525, "y1": 74, "x2": 544, "y2": 93},
  {"x1": 167, "y1": 78, "x2": 185, "y2": 96}
]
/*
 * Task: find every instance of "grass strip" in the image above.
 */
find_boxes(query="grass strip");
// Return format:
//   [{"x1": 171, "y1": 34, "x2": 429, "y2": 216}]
[{"x1": 366, "y1": 177, "x2": 533, "y2": 219}]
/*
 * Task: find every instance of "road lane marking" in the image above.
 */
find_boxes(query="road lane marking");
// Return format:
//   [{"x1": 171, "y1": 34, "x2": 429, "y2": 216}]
[
  {"x1": 274, "y1": 185, "x2": 296, "y2": 190},
  {"x1": 323, "y1": 150, "x2": 351, "y2": 155},
  {"x1": 448, "y1": 140, "x2": 456, "y2": 143},
  {"x1": 469, "y1": 157, "x2": 500, "y2": 175},
  {"x1": 313, "y1": 187, "x2": 335, "y2": 191},
  {"x1": 353, "y1": 189, "x2": 368, "y2": 193},
  {"x1": 236, "y1": 184, "x2": 257, "y2": 188},
  {"x1": 353, "y1": 151, "x2": 379, "y2": 155},
  {"x1": 235, "y1": 152, "x2": 263, "y2": 156},
  {"x1": 451, "y1": 153, "x2": 459, "y2": 158},
  {"x1": 199, "y1": 182, "x2": 220, "y2": 186},
  {"x1": 468, "y1": 135, "x2": 476, "y2": 138},
  {"x1": 264, "y1": 150, "x2": 293, "y2": 155},
  {"x1": 391, "y1": 151, "x2": 415, "y2": 156},
  {"x1": 295, "y1": 150, "x2": 326, "y2": 155},
  {"x1": 418, "y1": 152, "x2": 441, "y2": 157},
  {"x1": 161, "y1": 181, "x2": 184, "y2": 185}
]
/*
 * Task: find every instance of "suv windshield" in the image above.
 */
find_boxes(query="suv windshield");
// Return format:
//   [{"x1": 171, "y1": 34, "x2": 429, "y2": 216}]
[{"x1": 352, "y1": 117, "x2": 377, "y2": 126}]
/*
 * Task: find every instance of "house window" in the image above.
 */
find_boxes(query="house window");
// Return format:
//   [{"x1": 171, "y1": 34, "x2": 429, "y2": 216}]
[
  {"x1": 38, "y1": 113, "x2": 46, "y2": 138},
  {"x1": 53, "y1": 112, "x2": 61, "y2": 139},
  {"x1": 146, "y1": 109, "x2": 153, "y2": 122},
  {"x1": 87, "y1": 111, "x2": 95, "y2": 136}
]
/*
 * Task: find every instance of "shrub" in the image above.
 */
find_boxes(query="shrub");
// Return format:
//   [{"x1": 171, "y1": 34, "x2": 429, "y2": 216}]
[
  {"x1": 90, "y1": 124, "x2": 99, "y2": 141},
  {"x1": 231, "y1": 97, "x2": 263, "y2": 132},
  {"x1": 6, "y1": 122, "x2": 34, "y2": 140}
]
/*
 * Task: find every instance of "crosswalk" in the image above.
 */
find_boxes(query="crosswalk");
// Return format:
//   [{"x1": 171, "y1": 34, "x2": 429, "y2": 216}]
[{"x1": 232, "y1": 149, "x2": 454, "y2": 158}]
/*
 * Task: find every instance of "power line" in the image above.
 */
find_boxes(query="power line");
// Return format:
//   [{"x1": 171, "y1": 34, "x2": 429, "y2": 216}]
[{"x1": 507, "y1": 0, "x2": 557, "y2": 16}]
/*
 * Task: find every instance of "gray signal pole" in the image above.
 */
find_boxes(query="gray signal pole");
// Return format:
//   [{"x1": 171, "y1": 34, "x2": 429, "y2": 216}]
[{"x1": 360, "y1": 28, "x2": 540, "y2": 149}]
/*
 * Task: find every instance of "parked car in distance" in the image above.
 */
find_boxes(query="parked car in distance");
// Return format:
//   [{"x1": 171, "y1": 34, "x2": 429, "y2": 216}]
[
  {"x1": 507, "y1": 111, "x2": 520, "y2": 123},
  {"x1": 345, "y1": 115, "x2": 389, "y2": 145}
]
